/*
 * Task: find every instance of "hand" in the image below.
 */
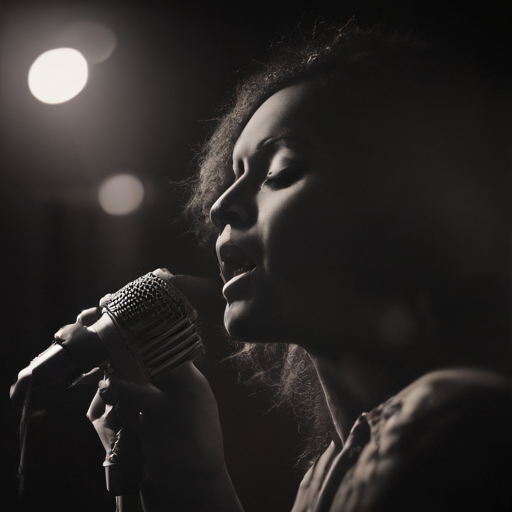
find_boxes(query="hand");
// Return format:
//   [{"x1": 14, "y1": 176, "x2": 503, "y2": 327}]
[
  {"x1": 86, "y1": 273, "x2": 242, "y2": 511},
  {"x1": 87, "y1": 363, "x2": 243, "y2": 511},
  {"x1": 87, "y1": 363, "x2": 224, "y2": 474}
]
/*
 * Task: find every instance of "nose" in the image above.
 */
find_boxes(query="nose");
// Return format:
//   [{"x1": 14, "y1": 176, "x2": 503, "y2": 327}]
[{"x1": 209, "y1": 181, "x2": 252, "y2": 232}]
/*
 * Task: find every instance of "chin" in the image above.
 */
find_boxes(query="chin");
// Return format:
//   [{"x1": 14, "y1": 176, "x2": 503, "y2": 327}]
[
  {"x1": 223, "y1": 300, "x2": 246, "y2": 339},
  {"x1": 223, "y1": 300, "x2": 272, "y2": 343}
]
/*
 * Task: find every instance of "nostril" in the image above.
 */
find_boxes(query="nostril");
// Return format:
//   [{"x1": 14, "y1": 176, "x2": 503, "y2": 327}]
[
  {"x1": 224, "y1": 210, "x2": 240, "y2": 224},
  {"x1": 211, "y1": 202, "x2": 246, "y2": 231}
]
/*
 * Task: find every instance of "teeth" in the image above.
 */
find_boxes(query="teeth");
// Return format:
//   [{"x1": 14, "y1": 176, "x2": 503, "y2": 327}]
[
  {"x1": 218, "y1": 243, "x2": 256, "y2": 282},
  {"x1": 233, "y1": 263, "x2": 252, "y2": 278},
  {"x1": 231, "y1": 261, "x2": 255, "y2": 279}
]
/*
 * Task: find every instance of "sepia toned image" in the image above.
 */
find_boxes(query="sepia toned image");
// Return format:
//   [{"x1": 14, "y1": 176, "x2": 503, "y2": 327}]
[{"x1": 2, "y1": 2, "x2": 511, "y2": 511}]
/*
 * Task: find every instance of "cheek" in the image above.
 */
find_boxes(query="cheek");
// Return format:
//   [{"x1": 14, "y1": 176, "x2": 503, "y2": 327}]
[
  {"x1": 258, "y1": 184, "x2": 349, "y2": 309},
  {"x1": 261, "y1": 182, "x2": 345, "y2": 270},
  {"x1": 224, "y1": 178, "x2": 357, "y2": 343},
  {"x1": 259, "y1": 191, "x2": 313, "y2": 275}
]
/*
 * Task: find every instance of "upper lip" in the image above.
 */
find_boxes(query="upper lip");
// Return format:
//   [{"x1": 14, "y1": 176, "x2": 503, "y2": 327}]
[{"x1": 216, "y1": 232, "x2": 257, "y2": 284}]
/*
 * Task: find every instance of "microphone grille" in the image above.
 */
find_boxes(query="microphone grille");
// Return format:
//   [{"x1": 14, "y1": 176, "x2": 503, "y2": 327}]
[{"x1": 101, "y1": 269, "x2": 204, "y2": 379}]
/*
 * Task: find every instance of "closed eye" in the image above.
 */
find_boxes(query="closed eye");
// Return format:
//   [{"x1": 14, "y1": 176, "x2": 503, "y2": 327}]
[{"x1": 262, "y1": 167, "x2": 303, "y2": 189}]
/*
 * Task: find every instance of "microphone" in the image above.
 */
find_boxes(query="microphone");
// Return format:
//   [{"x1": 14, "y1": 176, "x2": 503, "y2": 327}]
[
  {"x1": 10, "y1": 268, "x2": 204, "y2": 501},
  {"x1": 11, "y1": 268, "x2": 204, "y2": 403}
]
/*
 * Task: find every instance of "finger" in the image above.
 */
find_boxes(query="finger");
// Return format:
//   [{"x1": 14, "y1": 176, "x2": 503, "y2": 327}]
[
  {"x1": 115, "y1": 397, "x2": 146, "y2": 433},
  {"x1": 96, "y1": 363, "x2": 209, "y2": 419},
  {"x1": 91, "y1": 402, "x2": 124, "y2": 452},
  {"x1": 105, "y1": 422, "x2": 141, "y2": 464},
  {"x1": 101, "y1": 375, "x2": 163, "y2": 412},
  {"x1": 95, "y1": 378, "x2": 146, "y2": 431},
  {"x1": 77, "y1": 306, "x2": 102, "y2": 326},
  {"x1": 87, "y1": 389, "x2": 107, "y2": 422},
  {"x1": 96, "y1": 377, "x2": 122, "y2": 406},
  {"x1": 94, "y1": 376, "x2": 164, "y2": 435}
]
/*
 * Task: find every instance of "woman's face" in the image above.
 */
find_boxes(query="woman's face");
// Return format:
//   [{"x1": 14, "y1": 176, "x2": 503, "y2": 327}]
[
  {"x1": 210, "y1": 73, "x2": 506, "y2": 360},
  {"x1": 210, "y1": 82, "x2": 373, "y2": 354}
]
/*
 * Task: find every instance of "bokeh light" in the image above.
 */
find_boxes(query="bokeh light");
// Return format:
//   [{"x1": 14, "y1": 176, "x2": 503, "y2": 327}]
[
  {"x1": 98, "y1": 173, "x2": 145, "y2": 215},
  {"x1": 28, "y1": 48, "x2": 88, "y2": 104},
  {"x1": 61, "y1": 21, "x2": 117, "y2": 64}
]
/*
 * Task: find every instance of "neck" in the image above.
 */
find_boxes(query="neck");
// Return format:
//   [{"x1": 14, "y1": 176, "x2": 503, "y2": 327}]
[{"x1": 310, "y1": 352, "x2": 406, "y2": 444}]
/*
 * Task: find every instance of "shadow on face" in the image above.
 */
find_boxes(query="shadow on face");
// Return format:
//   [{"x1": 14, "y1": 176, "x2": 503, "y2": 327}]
[
  {"x1": 304, "y1": 74, "x2": 510, "y2": 366},
  {"x1": 213, "y1": 73, "x2": 510, "y2": 371}
]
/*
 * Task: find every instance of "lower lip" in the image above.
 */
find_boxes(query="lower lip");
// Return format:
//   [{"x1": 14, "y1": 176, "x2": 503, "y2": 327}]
[{"x1": 222, "y1": 268, "x2": 255, "y2": 297}]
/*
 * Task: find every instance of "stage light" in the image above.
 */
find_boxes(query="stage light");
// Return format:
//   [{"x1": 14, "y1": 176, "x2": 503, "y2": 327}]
[
  {"x1": 98, "y1": 174, "x2": 145, "y2": 215},
  {"x1": 28, "y1": 48, "x2": 88, "y2": 104}
]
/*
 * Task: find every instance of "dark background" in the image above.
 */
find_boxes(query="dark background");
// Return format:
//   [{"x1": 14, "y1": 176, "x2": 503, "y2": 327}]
[{"x1": 1, "y1": 1, "x2": 510, "y2": 511}]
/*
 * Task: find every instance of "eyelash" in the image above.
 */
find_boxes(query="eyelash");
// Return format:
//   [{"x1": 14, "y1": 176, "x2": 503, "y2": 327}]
[{"x1": 262, "y1": 167, "x2": 300, "y2": 188}]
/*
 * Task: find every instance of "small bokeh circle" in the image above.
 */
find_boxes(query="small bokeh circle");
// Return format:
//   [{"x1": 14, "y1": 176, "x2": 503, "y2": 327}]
[{"x1": 98, "y1": 173, "x2": 145, "y2": 215}]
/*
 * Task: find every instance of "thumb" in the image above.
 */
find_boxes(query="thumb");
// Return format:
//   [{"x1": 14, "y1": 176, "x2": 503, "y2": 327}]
[
  {"x1": 97, "y1": 375, "x2": 162, "y2": 411},
  {"x1": 96, "y1": 374, "x2": 165, "y2": 432}
]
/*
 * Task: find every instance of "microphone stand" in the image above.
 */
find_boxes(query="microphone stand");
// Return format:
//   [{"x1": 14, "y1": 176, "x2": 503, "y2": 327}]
[
  {"x1": 116, "y1": 495, "x2": 141, "y2": 512},
  {"x1": 17, "y1": 378, "x2": 33, "y2": 500}
]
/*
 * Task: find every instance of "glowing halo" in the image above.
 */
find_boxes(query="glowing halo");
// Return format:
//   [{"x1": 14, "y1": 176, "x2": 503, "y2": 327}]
[
  {"x1": 28, "y1": 48, "x2": 88, "y2": 104},
  {"x1": 61, "y1": 21, "x2": 117, "y2": 64}
]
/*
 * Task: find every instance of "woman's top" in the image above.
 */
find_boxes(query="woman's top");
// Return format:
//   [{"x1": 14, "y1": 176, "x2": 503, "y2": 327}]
[{"x1": 291, "y1": 369, "x2": 512, "y2": 512}]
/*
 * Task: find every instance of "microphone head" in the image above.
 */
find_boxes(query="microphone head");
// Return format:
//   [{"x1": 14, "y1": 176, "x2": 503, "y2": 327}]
[{"x1": 99, "y1": 268, "x2": 204, "y2": 380}]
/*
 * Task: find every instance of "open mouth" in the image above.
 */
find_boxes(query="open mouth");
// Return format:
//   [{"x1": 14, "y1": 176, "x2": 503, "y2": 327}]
[{"x1": 218, "y1": 242, "x2": 257, "y2": 284}]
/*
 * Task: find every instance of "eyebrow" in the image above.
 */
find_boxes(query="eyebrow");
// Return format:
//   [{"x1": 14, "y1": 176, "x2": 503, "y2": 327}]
[
  {"x1": 255, "y1": 135, "x2": 308, "y2": 155},
  {"x1": 232, "y1": 135, "x2": 313, "y2": 176}
]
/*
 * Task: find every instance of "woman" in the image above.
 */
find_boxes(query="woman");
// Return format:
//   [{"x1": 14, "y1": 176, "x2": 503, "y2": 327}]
[{"x1": 88, "y1": 23, "x2": 512, "y2": 511}]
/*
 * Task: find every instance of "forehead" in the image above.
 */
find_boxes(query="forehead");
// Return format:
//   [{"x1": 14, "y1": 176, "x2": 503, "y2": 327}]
[{"x1": 232, "y1": 83, "x2": 323, "y2": 162}]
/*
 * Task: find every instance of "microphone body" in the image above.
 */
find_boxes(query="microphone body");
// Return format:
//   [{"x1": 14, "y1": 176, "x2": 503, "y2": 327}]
[{"x1": 11, "y1": 268, "x2": 204, "y2": 402}]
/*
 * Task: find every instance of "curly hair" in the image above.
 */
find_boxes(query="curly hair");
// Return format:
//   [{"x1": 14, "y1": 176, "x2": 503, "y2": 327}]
[
  {"x1": 185, "y1": 20, "x2": 440, "y2": 246},
  {"x1": 182, "y1": 20, "x2": 500, "y2": 463}
]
